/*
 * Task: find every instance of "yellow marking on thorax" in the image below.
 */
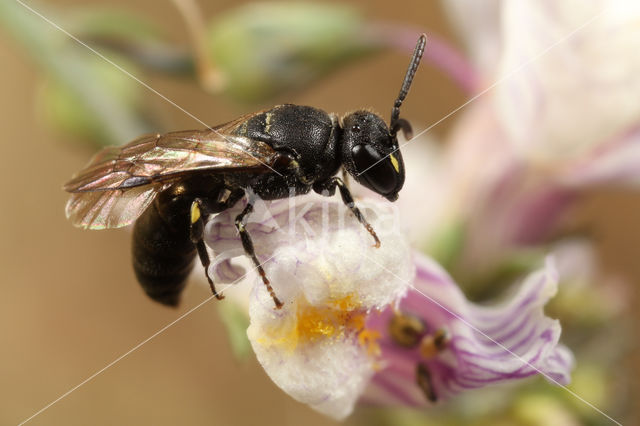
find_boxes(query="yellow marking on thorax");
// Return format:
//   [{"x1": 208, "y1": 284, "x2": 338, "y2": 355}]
[
  {"x1": 190, "y1": 202, "x2": 201, "y2": 224},
  {"x1": 390, "y1": 154, "x2": 400, "y2": 173},
  {"x1": 239, "y1": 121, "x2": 248, "y2": 136},
  {"x1": 265, "y1": 112, "x2": 273, "y2": 134}
]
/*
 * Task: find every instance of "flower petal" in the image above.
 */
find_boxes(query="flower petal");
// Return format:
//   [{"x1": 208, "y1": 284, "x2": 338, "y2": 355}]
[
  {"x1": 206, "y1": 195, "x2": 414, "y2": 419},
  {"x1": 366, "y1": 254, "x2": 573, "y2": 405},
  {"x1": 248, "y1": 295, "x2": 377, "y2": 420},
  {"x1": 495, "y1": 0, "x2": 640, "y2": 163},
  {"x1": 562, "y1": 125, "x2": 640, "y2": 186},
  {"x1": 441, "y1": 0, "x2": 503, "y2": 75}
]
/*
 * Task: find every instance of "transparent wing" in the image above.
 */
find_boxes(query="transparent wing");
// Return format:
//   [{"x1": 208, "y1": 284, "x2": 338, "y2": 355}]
[
  {"x1": 64, "y1": 129, "x2": 280, "y2": 193},
  {"x1": 63, "y1": 124, "x2": 285, "y2": 230},
  {"x1": 65, "y1": 185, "x2": 166, "y2": 230}
]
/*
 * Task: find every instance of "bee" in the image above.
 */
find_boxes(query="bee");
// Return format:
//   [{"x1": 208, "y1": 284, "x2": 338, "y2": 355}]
[{"x1": 64, "y1": 34, "x2": 426, "y2": 309}]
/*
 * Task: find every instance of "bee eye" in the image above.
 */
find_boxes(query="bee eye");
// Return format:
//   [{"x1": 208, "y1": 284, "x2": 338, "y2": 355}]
[{"x1": 351, "y1": 144, "x2": 397, "y2": 195}]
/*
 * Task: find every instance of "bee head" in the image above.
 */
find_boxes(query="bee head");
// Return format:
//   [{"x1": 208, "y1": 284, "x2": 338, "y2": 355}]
[
  {"x1": 340, "y1": 33, "x2": 426, "y2": 202},
  {"x1": 341, "y1": 111, "x2": 405, "y2": 202}
]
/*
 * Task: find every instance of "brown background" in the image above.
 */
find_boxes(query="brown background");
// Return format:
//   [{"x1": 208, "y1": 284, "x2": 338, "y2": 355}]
[{"x1": 1, "y1": 1, "x2": 637, "y2": 425}]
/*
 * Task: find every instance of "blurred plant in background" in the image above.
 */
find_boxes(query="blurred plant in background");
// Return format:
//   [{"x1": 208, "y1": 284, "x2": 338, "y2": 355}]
[
  {"x1": 2, "y1": 0, "x2": 636, "y2": 424},
  {"x1": 0, "y1": 1, "x2": 473, "y2": 146},
  {"x1": 367, "y1": 0, "x2": 636, "y2": 424}
]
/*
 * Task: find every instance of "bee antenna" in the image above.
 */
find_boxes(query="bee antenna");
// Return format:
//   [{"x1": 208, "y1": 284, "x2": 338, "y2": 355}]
[{"x1": 390, "y1": 33, "x2": 427, "y2": 138}]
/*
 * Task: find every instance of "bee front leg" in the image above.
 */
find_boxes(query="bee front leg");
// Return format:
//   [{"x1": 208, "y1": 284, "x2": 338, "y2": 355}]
[
  {"x1": 341, "y1": 167, "x2": 351, "y2": 190},
  {"x1": 189, "y1": 198, "x2": 223, "y2": 300},
  {"x1": 235, "y1": 198, "x2": 284, "y2": 309},
  {"x1": 313, "y1": 177, "x2": 381, "y2": 248}
]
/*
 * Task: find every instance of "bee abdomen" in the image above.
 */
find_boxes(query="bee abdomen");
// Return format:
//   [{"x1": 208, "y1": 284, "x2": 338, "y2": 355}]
[{"x1": 132, "y1": 202, "x2": 195, "y2": 307}]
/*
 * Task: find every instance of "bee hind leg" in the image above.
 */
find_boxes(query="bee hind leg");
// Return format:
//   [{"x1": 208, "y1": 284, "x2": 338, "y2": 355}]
[{"x1": 189, "y1": 198, "x2": 223, "y2": 300}]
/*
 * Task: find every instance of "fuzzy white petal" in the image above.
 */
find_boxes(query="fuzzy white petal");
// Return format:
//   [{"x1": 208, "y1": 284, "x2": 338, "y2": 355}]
[
  {"x1": 495, "y1": 0, "x2": 640, "y2": 162},
  {"x1": 206, "y1": 195, "x2": 413, "y2": 419}
]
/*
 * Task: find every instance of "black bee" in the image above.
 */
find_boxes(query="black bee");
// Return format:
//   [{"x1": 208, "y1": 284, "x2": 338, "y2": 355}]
[{"x1": 64, "y1": 34, "x2": 426, "y2": 309}]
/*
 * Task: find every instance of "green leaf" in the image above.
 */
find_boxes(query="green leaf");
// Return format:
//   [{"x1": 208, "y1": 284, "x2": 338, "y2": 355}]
[
  {"x1": 66, "y1": 7, "x2": 193, "y2": 76},
  {"x1": 0, "y1": 1, "x2": 157, "y2": 146},
  {"x1": 65, "y1": 7, "x2": 164, "y2": 42},
  {"x1": 426, "y1": 219, "x2": 466, "y2": 271},
  {"x1": 217, "y1": 301, "x2": 252, "y2": 361},
  {"x1": 206, "y1": 2, "x2": 379, "y2": 101},
  {"x1": 37, "y1": 54, "x2": 148, "y2": 147}
]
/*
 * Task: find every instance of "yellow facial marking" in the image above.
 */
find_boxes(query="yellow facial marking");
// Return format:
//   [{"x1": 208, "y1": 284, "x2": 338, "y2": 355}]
[
  {"x1": 190, "y1": 202, "x2": 201, "y2": 224},
  {"x1": 389, "y1": 154, "x2": 400, "y2": 173}
]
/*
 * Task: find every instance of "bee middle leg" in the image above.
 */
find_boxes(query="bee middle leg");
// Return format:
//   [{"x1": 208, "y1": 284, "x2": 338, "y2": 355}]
[
  {"x1": 313, "y1": 177, "x2": 381, "y2": 248},
  {"x1": 189, "y1": 198, "x2": 223, "y2": 300},
  {"x1": 235, "y1": 199, "x2": 284, "y2": 309}
]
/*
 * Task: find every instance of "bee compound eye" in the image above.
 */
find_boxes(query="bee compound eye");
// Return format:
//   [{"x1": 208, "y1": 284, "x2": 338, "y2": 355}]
[{"x1": 351, "y1": 144, "x2": 397, "y2": 195}]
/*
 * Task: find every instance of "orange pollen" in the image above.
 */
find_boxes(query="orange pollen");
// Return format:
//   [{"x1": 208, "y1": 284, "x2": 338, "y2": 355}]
[
  {"x1": 358, "y1": 329, "x2": 382, "y2": 357},
  {"x1": 291, "y1": 294, "x2": 381, "y2": 356}
]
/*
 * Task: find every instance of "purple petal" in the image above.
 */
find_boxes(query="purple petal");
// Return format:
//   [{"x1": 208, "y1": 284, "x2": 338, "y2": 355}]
[
  {"x1": 562, "y1": 124, "x2": 640, "y2": 186},
  {"x1": 364, "y1": 254, "x2": 574, "y2": 405}
]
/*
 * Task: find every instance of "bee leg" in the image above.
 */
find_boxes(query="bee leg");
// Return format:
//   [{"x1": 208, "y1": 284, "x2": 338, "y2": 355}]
[
  {"x1": 189, "y1": 198, "x2": 223, "y2": 300},
  {"x1": 235, "y1": 200, "x2": 284, "y2": 309},
  {"x1": 341, "y1": 167, "x2": 351, "y2": 190},
  {"x1": 313, "y1": 177, "x2": 381, "y2": 248}
]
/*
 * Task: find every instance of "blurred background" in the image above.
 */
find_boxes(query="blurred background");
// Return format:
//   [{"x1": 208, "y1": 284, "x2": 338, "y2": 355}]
[{"x1": 0, "y1": 0, "x2": 637, "y2": 425}]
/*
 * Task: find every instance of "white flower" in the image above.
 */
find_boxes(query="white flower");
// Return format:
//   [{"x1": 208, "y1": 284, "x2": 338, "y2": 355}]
[
  {"x1": 204, "y1": 194, "x2": 574, "y2": 418},
  {"x1": 399, "y1": 0, "x2": 640, "y2": 269},
  {"x1": 205, "y1": 195, "x2": 413, "y2": 419},
  {"x1": 496, "y1": 0, "x2": 640, "y2": 163},
  {"x1": 445, "y1": 0, "x2": 640, "y2": 166}
]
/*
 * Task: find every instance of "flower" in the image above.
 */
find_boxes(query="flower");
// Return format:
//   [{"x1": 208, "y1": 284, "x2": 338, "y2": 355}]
[
  {"x1": 444, "y1": 0, "x2": 640, "y2": 177},
  {"x1": 437, "y1": 101, "x2": 579, "y2": 272},
  {"x1": 393, "y1": 0, "x2": 640, "y2": 272},
  {"x1": 205, "y1": 195, "x2": 414, "y2": 419},
  {"x1": 493, "y1": 0, "x2": 640, "y2": 165},
  {"x1": 365, "y1": 254, "x2": 574, "y2": 406},
  {"x1": 204, "y1": 195, "x2": 572, "y2": 419}
]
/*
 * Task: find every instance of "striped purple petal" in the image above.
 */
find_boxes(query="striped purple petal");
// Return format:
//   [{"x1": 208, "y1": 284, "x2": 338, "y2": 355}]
[{"x1": 364, "y1": 254, "x2": 574, "y2": 406}]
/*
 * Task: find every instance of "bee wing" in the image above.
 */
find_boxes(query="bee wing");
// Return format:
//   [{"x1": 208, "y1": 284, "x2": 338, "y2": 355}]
[
  {"x1": 64, "y1": 127, "x2": 284, "y2": 230},
  {"x1": 66, "y1": 184, "x2": 167, "y2": 230},
  {"x1": 64, "y1": 129, "x2": 281, "y2": 193}
]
